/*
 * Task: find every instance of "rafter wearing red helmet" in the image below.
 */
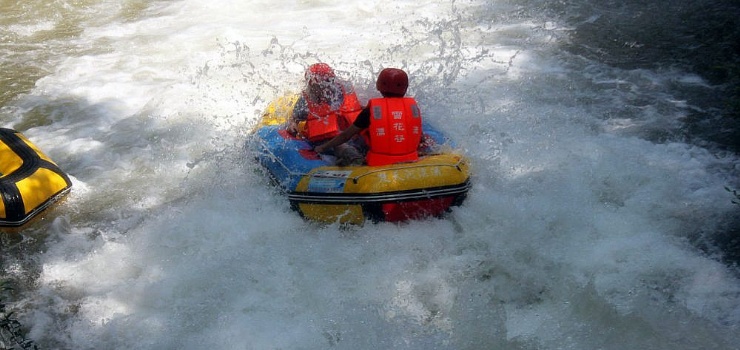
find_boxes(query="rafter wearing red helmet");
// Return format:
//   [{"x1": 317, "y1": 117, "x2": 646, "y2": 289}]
[{"x1": 288, "y1": 63, "x2": 364, "y2": 166}]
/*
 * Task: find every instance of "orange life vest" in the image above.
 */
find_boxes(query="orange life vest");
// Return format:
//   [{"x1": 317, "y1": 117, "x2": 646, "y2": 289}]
[
  {"x1": 363, "y1": 97, "x2": 422, "y2": 166},
  {"x1": 301, "y1": 85, "x2": 362, "y2": 142},
  {"x1": 338, "y1": 88, "x2": 362, "y2": 128}
]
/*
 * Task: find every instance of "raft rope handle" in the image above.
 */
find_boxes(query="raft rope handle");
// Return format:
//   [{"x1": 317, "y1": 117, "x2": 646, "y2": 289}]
[{"x1": 344, "y1": 160, "x2": 467, "y2": 184}]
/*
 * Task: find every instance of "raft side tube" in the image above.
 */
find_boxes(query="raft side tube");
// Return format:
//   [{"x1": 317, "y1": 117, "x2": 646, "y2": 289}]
[{"x1": 0, "y1": 128, "x2": 72, "y2": 227}]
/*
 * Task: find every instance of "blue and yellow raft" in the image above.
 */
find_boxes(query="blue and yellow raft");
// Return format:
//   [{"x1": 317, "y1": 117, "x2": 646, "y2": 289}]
[
  {"x1": 249, "y1": 95, "x2": 471, "y2": 225},
  {"x1": 0, "y1": 128, "x2": 72, "y2": 227}
]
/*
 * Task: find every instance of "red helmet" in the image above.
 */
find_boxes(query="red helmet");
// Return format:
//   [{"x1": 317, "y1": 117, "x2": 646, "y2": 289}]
[
  {"x1": 376, "y1": 68, "x2": 408, "y2": 96},
  {"x1": 304, "y1": 63, "x2": 341, "y2": 103},
  {"x1": 305, "y1": 63, "x2": 335, "y2": 84}
]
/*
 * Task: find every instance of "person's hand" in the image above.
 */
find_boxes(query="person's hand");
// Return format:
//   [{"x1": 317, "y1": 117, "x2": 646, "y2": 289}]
[{"x1": 286, "y1": 122, "x2": 298, "y2": 135}]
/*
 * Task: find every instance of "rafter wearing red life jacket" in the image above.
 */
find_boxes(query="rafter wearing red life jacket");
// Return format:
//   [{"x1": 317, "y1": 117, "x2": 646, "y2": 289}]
[
  {"x1": 363, "y1": 97, "x2": 423, "y2": 166},
  {"x1": 301, "y1": 86, "x2": 362, "y2": 143}
]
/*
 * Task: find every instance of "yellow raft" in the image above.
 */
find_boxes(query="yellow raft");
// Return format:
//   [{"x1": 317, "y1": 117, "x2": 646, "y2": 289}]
[
  {"x1": 0, "y1": 128, "x2": 72, "y2": 227},
  {"x1": 250, "y1": 95, "x2": 471, "y2": 225}
]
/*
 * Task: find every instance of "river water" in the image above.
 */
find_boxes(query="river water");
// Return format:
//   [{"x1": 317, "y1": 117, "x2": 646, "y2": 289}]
[{"x1": 1, "y1": 1, "x2": 739, "y2": 349}]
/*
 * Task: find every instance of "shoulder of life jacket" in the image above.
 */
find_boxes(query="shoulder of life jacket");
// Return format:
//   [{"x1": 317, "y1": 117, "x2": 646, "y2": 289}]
[
  {"x1": 339, "y1": 89, "x2": 362, "y2": 126},
  {"x1": 300, "y1": 92, "x2": 341, "y2": 142},
  {"x1": 364, "y1": 97, "x2": 423, "y2": 166},
  {"x1": 301, "y1": 86, "x2": 362, "y2": 143}
]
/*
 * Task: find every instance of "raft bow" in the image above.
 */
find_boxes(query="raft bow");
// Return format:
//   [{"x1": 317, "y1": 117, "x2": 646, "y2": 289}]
[{"x1": 0, "y1": 128, "x2": 72, "y2": 227}]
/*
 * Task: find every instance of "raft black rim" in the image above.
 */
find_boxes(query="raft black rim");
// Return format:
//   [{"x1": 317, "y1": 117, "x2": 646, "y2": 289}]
[{"x1": 287, "y1": 180, "x2": 471, "y2": 205}]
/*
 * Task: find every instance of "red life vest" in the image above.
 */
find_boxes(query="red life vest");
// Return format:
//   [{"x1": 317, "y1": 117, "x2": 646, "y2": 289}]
[
  {"x1": 363, "y1": 97, "x2": 423, "y2": 166},
  {"x1": 338, "y1": 88, "x2": 362, "y2": 128},
  {"x1": 301, "y1": 85, "x2": 362, "y2": 142}
]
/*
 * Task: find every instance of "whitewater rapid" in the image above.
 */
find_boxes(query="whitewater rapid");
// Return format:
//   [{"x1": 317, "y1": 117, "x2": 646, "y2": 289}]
[{"x1": 1, "y1": 1, "x2": 739, "y2": 349}]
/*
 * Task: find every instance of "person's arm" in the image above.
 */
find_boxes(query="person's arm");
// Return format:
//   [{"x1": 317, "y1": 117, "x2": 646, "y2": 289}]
[{"x1": 314, "y1": 125, "x2": 362, "y2": 153}]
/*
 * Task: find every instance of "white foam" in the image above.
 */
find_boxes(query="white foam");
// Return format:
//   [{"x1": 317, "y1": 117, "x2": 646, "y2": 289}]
[{"x1": 7, "y1": 21, "x2": 56, "y2": 37}]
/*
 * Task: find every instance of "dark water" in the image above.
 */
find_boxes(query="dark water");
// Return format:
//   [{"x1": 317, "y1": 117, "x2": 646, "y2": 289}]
[{"x1": 553, "y1": 0, "x2": 739, "y2": 151}]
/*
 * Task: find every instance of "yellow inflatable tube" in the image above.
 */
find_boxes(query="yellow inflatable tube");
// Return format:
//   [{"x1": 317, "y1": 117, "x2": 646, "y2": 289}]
[{"x1": 0, "y1": 128, "x2": 72, "y2": 227}]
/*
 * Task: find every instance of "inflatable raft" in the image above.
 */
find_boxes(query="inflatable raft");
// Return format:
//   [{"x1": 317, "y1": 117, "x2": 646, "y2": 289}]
[
  {"x1": 0, "y1": 128, "x2": 72, "y2": 227},
  {"x1": 249, "y1": 95, "x2": 471, "y2": 225}
]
